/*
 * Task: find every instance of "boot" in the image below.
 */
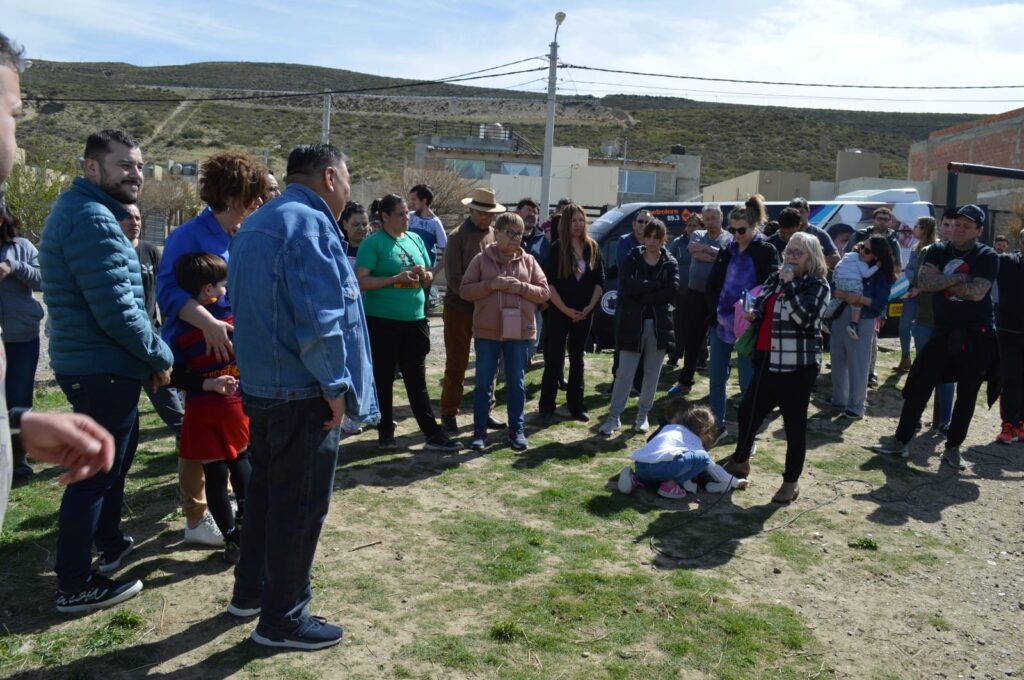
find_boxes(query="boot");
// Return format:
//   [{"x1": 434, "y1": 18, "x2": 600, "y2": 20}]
[
  {"x1": 721, "y1": 456, "x2": 750, "y2": 479},
  {"x1": 771, "y1": 481, "x2": 800, "y2": 504}
]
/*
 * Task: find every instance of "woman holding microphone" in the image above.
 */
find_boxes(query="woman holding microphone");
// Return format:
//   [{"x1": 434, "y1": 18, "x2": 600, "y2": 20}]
[{"x1": 722, "y1": 232, "x2": 831, "y2": 503}]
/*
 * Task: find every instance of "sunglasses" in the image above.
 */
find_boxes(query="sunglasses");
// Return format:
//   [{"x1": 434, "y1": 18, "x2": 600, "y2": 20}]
[
  {"x1": 727, "y1": 226, "x2": 748, "y2": 235},
  {"x1": 502, "y1": 229, "x2": 524, "y2": 241},
  {"x1": 635, "y1": 219, "x2": 651, "y2": 226}
]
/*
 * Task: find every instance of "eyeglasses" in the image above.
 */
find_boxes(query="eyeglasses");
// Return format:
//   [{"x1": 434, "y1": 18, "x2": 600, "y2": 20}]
[
  {"x1": 502, "y1": 229, "x2": 525, "y2": 241},
  {"x1": 727, "y1": 226, "x2": 748, "y2": 235}
]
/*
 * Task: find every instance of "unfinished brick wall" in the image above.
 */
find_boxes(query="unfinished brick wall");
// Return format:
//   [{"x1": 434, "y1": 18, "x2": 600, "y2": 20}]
[{"x1": 909, "y1": 108, "x2": 1024, "y2": 181}]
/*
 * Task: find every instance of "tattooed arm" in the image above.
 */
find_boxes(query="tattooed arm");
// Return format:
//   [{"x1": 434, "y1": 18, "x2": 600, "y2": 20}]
[
  {"x1": 917, "y1": 263, "x2": 966, "y2": 292},
  {"x1": 946, "y1": 277, "x2": 993, "y2": 302}
]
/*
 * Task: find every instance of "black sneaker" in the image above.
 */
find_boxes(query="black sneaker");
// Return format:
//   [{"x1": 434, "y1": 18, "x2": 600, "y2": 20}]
[
  {"x1": 424, "y1": 434, "x2": 461, "y2": 452},
  {"x1": 56, "y1": 574, "x2": 143, "y2": 614},
  {"x1": 250, "y1": 615, "x2": 343, "y2": 650},
  {"x1": 571, "y1": 411, "x2": 591, "y2": 423},
  {"x1": 377, "y1": 435, "x2": 399, "y2": 451},
  {"x1": 96, "y1": 536, "x2": 134, "y2": 575},
  {"x1": 441, "y1": 415, "x2": 458, "y2": 433},
  {"x1": 486, "y1": 415, "x2": 507, "y2": 430},
  {"x1": 224, "y1": 542, "x2": 241, "y2": 565}
]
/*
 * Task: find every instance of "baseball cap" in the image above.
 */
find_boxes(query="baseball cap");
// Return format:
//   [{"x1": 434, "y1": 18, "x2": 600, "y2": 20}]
[{"x1": 956, "y1": 204, "x2": 986, "y2": 225}]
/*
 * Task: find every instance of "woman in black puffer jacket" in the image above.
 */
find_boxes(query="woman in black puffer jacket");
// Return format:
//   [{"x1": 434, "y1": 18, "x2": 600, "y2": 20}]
[{"x1": 598, "y1": 219, "x2": 678, "y2": 436}]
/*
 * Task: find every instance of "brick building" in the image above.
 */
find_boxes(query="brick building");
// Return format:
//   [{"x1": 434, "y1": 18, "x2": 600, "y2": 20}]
[{"x1": 909, "y1": 108, "x2": 1024, "y2": 235}]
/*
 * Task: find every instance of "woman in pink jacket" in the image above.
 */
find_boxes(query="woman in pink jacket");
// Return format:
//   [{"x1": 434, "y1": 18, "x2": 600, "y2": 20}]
[{"x1": 460, "y1": 213, "x2": 550, "y2": 451}]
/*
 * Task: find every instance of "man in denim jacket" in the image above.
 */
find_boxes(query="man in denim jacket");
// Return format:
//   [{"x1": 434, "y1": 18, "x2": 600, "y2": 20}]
[{"x1": 226, "y1": 144, "x2": 378, "y2": 651}]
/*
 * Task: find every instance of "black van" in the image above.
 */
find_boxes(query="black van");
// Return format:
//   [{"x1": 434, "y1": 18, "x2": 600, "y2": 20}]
[{"x1": 587, "y1": 199, "x2": 934, "y2": 349}]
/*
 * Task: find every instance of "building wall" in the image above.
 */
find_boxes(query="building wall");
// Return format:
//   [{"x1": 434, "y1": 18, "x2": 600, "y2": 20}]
[
  {"x1": 702, "y1": 171, "x2": 810, "y2": 202},
  {"x1": 908, "y1": 108, "x2": 1024, "y2": 183}
]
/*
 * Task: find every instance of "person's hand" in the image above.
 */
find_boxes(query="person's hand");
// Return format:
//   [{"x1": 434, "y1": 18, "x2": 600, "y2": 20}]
[
  {"x1": 203, "y1": 375, "x2": 238, "y2": 395},
  {"x1": 408, "y1": 265, "x2": 426, "y2": 280},
  {"x1": 490, "y1": 277, "x2": 511, "y2": 291},
  {"x1": 906, "y1": 287, "x2": 919, "y2": 299},
  {"x1": 20, "y1": 411, "x2": 115, "y2": 484},
  {"x1": 202, "y1": 318, "x2": 234, "y2": 363},
  {"x1": 420, "y1": 270, "x2": 434, "y2": 286},
  {"x1": 394, "y1": 270, "x2": 419, "y2": 286},
  {"x1": 0, "y1": 262, "x2": 10, "y2": 279},
  {"x1": 322, "y1": 393, "x2": 347, "y2": 430},
  {"x1": 779, "y1": 264, "x2": 796, "y2": 284},
  {"x1": 151, "y1": 368, "x2": 172, "y2": 391}
]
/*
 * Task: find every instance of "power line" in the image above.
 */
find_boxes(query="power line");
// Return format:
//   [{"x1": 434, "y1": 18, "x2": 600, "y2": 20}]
[
  {"x1": 555, "y1": 79, "x2": 1024, "y2": 105},
  {"x1": 560, "y1": 63, "x2": 1024, "y2": 91},
  {"x1": 22, "y1": 62, "x2": 550, "y2": 104}
]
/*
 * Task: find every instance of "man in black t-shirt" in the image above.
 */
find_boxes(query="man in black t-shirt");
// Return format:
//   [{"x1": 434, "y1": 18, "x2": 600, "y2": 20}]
[
  {"x1": 118, "y1": 205, "x2": 184, "y2": 434},
  {"x1": 874, "y1": 205, "x2": 998, "y2": 470}
]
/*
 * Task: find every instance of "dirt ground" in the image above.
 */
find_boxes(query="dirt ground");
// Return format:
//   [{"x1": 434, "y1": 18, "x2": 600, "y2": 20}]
[{"x1": 14, "y1": 321, "x2": 1024, "y2": 679}]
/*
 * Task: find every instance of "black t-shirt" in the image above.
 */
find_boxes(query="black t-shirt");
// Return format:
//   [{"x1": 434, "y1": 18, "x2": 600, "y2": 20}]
[
  {"x1": 924, "y1": 240, "x2": 998, "y2": 330},
  {"x1": 135, "y1": 241, "x2": 162, "y2": 329}
]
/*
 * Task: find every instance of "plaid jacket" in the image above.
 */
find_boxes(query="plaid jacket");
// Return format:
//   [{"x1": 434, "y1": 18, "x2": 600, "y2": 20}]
[{"x1": 751, "y1": 272, "x2": 831, "y2": 372}]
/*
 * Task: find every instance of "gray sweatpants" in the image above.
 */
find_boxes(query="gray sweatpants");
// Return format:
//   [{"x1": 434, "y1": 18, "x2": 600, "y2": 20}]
[{"x1": 609, "y1": 319, "x2": 666, "y2": 419}]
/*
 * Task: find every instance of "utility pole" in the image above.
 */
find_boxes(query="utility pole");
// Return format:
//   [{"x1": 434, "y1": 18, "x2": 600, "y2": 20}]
[
  {"x1": 321, "y1": 90, "x2": 331, "y2": 144},
  {"x1": 539, "y1": 11, "x2": 566, "y2": 220}
]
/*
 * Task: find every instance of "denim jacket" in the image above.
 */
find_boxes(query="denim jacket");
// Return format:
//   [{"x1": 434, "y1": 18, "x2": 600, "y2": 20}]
[{"x1": 228, "y1": 184, "x2": 379, "y2": 423}]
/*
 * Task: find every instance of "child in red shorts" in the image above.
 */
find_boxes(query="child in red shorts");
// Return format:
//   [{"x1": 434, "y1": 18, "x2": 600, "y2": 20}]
[{"x1": 171, "y1": 253, "x2": 249, "y2": 564}]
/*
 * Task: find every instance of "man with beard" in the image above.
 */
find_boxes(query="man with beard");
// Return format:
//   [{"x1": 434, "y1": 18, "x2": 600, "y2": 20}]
[
  {"x1": 39, "y1": 129, "x2": 174, "y2": 612},
  {"x1": 515, "y1": 197, "x2": 546, "y2": 361}
]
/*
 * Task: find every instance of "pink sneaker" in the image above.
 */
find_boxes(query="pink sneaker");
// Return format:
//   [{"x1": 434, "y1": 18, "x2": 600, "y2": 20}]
[{"x1": 657, "y1": 481, "x2": 687, "y2": 500}]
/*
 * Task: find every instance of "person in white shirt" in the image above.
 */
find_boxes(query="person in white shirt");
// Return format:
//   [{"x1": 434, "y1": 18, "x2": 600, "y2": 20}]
[{"x1": 616, "y1": 398, "x2": 749, "y2": 500}]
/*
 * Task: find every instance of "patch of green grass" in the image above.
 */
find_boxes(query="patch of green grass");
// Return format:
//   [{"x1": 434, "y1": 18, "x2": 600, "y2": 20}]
[
  {"x1": 849, "y1": 536, "x2": 879, "y2": 551},
  {"x1": 928, "y1": 615, "x2": 951, "y2": 632},
  {"x1": 510, "y1": 475, "x2": 604, "y2": 529},
  {"x1": 767, "y1": 531, "x2": 823, "y2": 572},
  {"x1": 83, "y1": 610, "x2": 145, "y2": 653},
  {"x1": 408, "y1": 635, "x2": 478, "y2": 671},
  {"x1": 489, "y1": 618, "x2": 526, "y2": 642},
  {"x1": 435, "y1": 513, "x2": 546, "y2": 583},
  {"x1": 349, "y1": 574, "x2": 395, "y2": 612}
]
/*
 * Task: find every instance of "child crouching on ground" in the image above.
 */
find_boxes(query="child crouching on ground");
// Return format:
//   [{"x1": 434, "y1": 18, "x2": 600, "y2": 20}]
[
  {"x1": 617, "y1": 398, "x2": 749, "y2": 499},
  {"x1": 171, "y1": 253, "x2": 250, "y2": 563}
]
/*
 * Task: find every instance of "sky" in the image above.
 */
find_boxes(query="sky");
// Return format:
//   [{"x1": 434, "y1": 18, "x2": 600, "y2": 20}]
[{"x1": 6, "y1": 0, "x2": 1024, "y2": 115}]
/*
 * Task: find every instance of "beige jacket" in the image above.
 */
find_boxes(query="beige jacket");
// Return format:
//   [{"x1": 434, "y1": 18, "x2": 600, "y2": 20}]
[{"x1": 460, "y1": 244, "x2": 550, "y2": 341}]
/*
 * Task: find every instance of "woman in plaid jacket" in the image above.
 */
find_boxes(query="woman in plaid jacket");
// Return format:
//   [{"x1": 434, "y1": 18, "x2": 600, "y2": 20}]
[{"x1": 722, "y1": 232, "x2": 831, "y2": 504}]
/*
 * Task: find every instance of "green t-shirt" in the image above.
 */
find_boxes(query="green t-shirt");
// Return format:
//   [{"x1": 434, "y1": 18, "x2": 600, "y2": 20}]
[{"x1": 355, "y1": 230, "x2": 430, "y2": 321}]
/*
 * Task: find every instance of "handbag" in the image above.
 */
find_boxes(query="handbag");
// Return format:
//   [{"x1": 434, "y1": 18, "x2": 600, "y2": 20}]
[{"x1": 734, "y1": 320, "x2": 759, "y2": 358}]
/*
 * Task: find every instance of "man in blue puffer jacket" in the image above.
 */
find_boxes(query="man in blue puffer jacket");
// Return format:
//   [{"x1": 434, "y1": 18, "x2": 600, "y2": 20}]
[{"x1": 39, "y1": 129, "x2": 174, "y2": 614}]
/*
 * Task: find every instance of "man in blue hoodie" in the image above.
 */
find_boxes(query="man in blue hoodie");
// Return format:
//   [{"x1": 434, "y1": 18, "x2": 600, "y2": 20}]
[
  {"x1": 39, "y1": 128, "x2": 174, "y2": 613},
  {"x1": 226, "y1": 144, "x2": 378, "y2": 651}
]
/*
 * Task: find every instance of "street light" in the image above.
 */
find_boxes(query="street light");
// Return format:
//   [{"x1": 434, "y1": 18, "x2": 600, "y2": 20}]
[{"x1": 539, "y1": 11, "x2": 566, "y2": 221}]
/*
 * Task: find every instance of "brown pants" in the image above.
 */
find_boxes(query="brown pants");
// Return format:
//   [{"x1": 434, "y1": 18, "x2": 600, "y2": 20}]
[
  {"x1": 178, "y1": 458, "x2": 207, "y2": 525},
  {"x1": 441, "y1": 302, "x2": 474, "y2": 416}
]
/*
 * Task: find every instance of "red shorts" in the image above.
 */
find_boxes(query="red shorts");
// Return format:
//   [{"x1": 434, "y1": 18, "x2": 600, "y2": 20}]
[{"x1": 179, "y1": 395, "x2": 250, "y2": 462}]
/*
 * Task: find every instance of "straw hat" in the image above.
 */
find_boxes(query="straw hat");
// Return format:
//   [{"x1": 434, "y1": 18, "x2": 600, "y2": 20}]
[{"x1": 460, "y1": 187, "x2": 505, "y2": 213}]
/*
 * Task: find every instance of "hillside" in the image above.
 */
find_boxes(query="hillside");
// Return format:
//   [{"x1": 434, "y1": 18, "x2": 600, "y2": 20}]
[{"x1": 16, "y1": 60, "x2": 979, "y2": 186}]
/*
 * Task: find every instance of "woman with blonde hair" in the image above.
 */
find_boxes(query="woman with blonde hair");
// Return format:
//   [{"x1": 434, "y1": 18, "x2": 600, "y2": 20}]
[
  {"x1": 539, "y1": 203, "x2": 604, "y2": 422},
  {"x1": 722, "y1": 231, "x2": 830, "y2": 503}
]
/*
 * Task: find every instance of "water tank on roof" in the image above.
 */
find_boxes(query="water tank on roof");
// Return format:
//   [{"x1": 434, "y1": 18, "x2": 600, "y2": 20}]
[
  {"x1": 670, "y1": 145, "x2": 687, "y2": 155},
  {"x1": 171, "y1": 162, "x2": 183, "y2": 175},
  {"x1": 482, "y1": 123, "x2": 505, "y2": 140}
]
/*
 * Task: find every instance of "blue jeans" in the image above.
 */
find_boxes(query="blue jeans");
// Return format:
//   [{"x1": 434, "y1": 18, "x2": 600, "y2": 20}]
[
  {"x1": 142, "y1": 382, "x2": 184, "y2": 434},
  {"x1": 911, "y1": 322, "x2": 954, "y2": 426},
  {"x1": 635, "y1": 451, "x2": 711, "y2": 486},
  {"x1": 474, "y1": 338, "x2": 529, "y2": 433},
  {"x1": 54, "y1": 373, "x2": 141, "y2": 592},
  {"x1": 898, "y1": 298, "x2": 917, "y2": 359},
  {"x1": 233, "y1": 395, "x2": 341, "y2": 631},
  {"x1": 3, "y1": 337, "x2": 39, "y2": 409},
  {"x1": 708, "y1": 331, "x2": 752, "y2": 429}
]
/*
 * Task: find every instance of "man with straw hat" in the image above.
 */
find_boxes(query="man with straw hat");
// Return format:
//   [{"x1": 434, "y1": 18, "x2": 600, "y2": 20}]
[{"x1": 440, "y1": 188, "x2": 504, "y2": 433}]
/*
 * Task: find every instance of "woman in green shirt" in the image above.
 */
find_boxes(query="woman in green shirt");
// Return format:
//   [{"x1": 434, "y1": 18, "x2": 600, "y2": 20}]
[{"x1": 355, "y1": 194, "x2": 459, "y2": 452}]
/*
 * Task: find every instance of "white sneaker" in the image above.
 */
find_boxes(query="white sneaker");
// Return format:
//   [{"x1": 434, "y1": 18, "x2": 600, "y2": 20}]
[
  {"x1": 184, "y1": 513, "x2": 225, "y2": 547},
  {"x1": 634, "y1": 415, "x2": 650, "y2": 434},
  {"x1": 598, "y1": 416, "x2": 621, "y2": 436},
  {"x1": 682, "y1": 480, "x2": 699, "y2": 494}
]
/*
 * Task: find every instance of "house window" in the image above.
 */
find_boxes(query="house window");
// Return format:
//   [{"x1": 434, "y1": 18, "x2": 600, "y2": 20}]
[
  {"x1": 500, "y1": 162, "x2": 541, "y2": 177},
  {"x1": 618, "y1": 169, "x2": 656, "y2": 195},
  {"x1": 446, "y1": 159, "x2": 486, "y2": 180}
]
